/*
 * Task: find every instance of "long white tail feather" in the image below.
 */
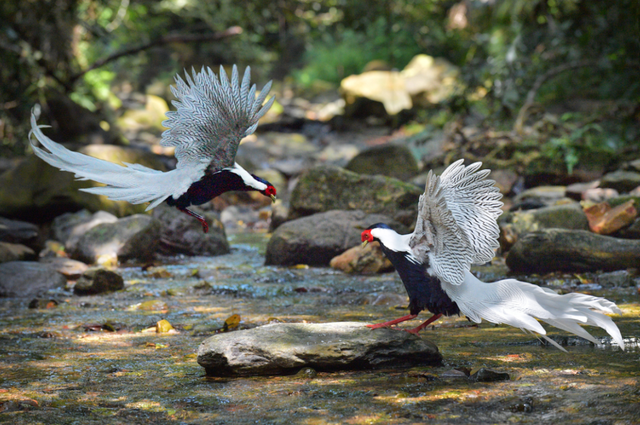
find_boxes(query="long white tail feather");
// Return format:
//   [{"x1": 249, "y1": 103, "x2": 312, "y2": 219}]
[
  {"x1": 29, "y1": 110, "x2": 207, "y2": 210},
  {"x1": 443, "y1": 271, "x2": 625, "y2": 350}
]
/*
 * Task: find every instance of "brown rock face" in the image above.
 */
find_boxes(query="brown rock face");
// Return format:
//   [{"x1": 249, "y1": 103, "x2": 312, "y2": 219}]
[
  {"x1": 584, "y1": 200, "x2": 638, "y2": 234},
  {"x1": 330, "y1": 241, "x2": 393, "y2": 274}
]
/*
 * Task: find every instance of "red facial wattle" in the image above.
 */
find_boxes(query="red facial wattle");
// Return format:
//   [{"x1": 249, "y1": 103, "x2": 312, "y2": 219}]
[
  {"x1": 265, "y1": 185, "x2": 277, "y2": 202},
  {"x1": 361, "y1": 229, "x2": 373, "y2": 243}
]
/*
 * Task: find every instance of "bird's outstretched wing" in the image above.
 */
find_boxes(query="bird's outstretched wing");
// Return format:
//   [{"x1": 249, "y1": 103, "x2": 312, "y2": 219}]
[
  {"x1": 161, "y1": 65, "x2": 275, "y2": 171},
  {"x1": 409, "y1": 160, "x2": 503, "y2": 285}
]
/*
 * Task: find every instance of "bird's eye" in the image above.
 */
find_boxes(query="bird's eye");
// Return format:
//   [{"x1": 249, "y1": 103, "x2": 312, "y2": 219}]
[{"x1": 266, "y1": 186, "x2": 276, "y2": 196}]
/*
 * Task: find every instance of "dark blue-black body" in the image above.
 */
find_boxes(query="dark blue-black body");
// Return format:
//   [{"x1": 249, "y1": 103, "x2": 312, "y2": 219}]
[{"x1": 380, "y1": 245, "x2": 460, "y2": 316}]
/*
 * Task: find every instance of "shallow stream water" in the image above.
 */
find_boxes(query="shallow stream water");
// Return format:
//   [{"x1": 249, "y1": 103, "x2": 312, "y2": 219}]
[{"x1": 0, "y1": 232, "x2": 638, "y2": 424}]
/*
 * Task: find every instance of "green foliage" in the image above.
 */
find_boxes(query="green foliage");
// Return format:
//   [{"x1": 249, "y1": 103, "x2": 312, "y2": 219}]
[{"x1": 538, "y1": 114, "x2": 622, "y2": 174}]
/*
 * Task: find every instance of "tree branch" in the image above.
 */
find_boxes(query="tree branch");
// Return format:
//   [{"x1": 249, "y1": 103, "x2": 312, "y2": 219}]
[
  {"x1": 68, "y1": 26, "x2": 243, "y2": 84},
  {"x1": 513, "y1": 59, "x2": 596, "y2": 134}
]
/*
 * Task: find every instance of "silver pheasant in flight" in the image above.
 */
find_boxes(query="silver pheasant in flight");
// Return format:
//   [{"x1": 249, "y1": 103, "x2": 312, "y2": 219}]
[
  {"x1": 29, "y1": 65, "x2": 277, "y2": 233},
  {"x1": 361, "y1": 160, "x2": 625, "y2": 351}
]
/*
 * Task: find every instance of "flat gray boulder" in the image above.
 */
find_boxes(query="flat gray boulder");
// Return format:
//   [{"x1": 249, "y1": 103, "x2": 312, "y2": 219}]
[
  {"x1": 197, "y1": 322, "x2": 441, "y2": 377},
  {"x1": 506, "y1": 228, "x2": 640, "y2": 272},
  {"x1": 288, "y1": 165, "x2": 422, "y2": 227},
  {"x1": 0, "y1": 261, "x2": 67, "y2": 298},
  {"x1": 265, "y1": 210, "x2": 407, "y2": 266}
]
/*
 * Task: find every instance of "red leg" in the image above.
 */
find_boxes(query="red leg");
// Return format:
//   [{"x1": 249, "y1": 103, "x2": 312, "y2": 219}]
[
  {"x1": 404, "y1": 313, "x2": 443, "y2": 336},
  {"x1": 178, "y1": 207, "x2": 209, "y2": 233},
  {"x1": 366, "y1": 314, "x2": 418, "y2": 330}
]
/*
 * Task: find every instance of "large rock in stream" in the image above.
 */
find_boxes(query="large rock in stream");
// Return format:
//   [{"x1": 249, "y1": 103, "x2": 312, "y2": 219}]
[
  {"x1": 152, "y1": 204, "x2": 229, "y2": 256},
  {"x1": 345, "y1": 144, "x2": 419, "y2": 181},
  {"x1": 506, "y1": 228, "x2": 640, "y2": 272},
  {"x1": 71, "y1": 214, "x2": 161, "y2": 264},
  {"x1": 265, "y1": 210, "x2": 407, "y2": 266},
  {"x1": 288, "y1": 165, "x2": 422, "y2": 227},
  {"x1": 0, "y1": 261, "x2": 67, "y2": 298},
  {"x1": 197, "y1": 322, "x2": 441, "y2": 377}
]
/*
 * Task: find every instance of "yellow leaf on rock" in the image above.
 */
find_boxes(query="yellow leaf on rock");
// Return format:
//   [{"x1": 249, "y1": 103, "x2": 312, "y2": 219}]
[
  {"x1": 223, "y1": 314, "x2": 241, "y2": 332},
  {"x1": 156, "y1": 319, "x2": 174, "y2": 333}
]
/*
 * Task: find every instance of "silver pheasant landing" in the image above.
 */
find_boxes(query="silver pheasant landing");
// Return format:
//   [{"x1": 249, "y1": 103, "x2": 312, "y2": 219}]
[
  {"x1": 29, "y1": 65, "x2": 277, "y2": 233},
  {"x1": 361, "y1": 160, "x2": 625, "y2": 351}
]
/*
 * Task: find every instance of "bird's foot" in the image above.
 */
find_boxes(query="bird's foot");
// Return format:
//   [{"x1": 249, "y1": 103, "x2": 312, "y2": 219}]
[
  {"x1": 178, "y1": 207, "x2": 209, "y2": 233},
  {"x1": 367, "y1": 314, "x2": 418, "y2": 330},
  {"x1": 403, "y1": 313, "x2": 443, "y2": 335}
]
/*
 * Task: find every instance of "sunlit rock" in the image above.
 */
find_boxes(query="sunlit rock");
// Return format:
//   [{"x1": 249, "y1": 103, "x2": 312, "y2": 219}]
[
  {"x1": 584, "y1": 199, "x2": 638, "y2": 234},
  {"x1": 39, "y1": 257, "x2": 88, "y2": 280},
  {"x1": 52, "y1": 210, "x2": 118, "y2": 252},
  {"x1": 0, "y1": 261, "x2": 66, "y2": 298},
  {"x1": 330, "y1": 241, "x2": 393, "y2": 274},
  {"x1": 71, "y1": 214, "x2": 161, "y2": 264},
  {"x1": 197, "y1": 322, "x2": 441, "y2": 376},
  {"x1": 340, "y1": 54, "x2": 460, "y2": 116}
]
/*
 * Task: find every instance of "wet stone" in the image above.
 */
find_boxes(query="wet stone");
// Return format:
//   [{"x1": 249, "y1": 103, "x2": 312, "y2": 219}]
[
  {"x1": 597, "y1": 270, "x2": 635, "y2": 288},
  {"x1": 0, "y1": 216, "x2": 39, "y2": 250},
  {"x1": 197, "y1": 322, "x2": 441, "y2": 377},
  {"x1": 74, "y1": 268, "x2": 124, "y2": 295},
  {"x1": 469, "y1": 367, "x2": 510, "y2": 382},
  {"x1": 0, "y1": 261, "x2": 67, "y2": 298},
  {"x1": 38, "y1": 257, "x2": 88, "y2": 280},
  {"x1": 153, "y1": 204, "x2": 229, "y2": 256},
  {"x1": 265, "y1": 210, "x2": 407, "y2": 266}
]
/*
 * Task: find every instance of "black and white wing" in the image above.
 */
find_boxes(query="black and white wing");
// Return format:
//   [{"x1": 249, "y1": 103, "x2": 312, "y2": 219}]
[
  {"x1": 29, "y1": 65, "x2": 274, "y2": 211},
  {"x1": 409, "y1": 160, "x2": 503, "y2": 285},
  {"x1": 161, "y1": 65, "x2": 275, "y2": 171}
]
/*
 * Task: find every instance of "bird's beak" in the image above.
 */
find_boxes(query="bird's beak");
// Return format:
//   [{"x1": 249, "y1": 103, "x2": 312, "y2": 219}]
[
  {"x1": 361, "y1": 240, "x2": 368, "y2": 249},
  {"x1": 270, "y1": 194, "x2": 277, "y2": 203}
]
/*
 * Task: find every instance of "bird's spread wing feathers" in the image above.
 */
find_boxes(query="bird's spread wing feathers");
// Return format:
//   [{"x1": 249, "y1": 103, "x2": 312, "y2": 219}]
[
  {"x1": 161, "y1": 65, "x2": 275, "y2": 171},
  {"x1": 409, "y1": 159, "x2": 503, "y2": 285},
  {"x1": 29, "y1": 108, "x2": 208, "y2": 210}
]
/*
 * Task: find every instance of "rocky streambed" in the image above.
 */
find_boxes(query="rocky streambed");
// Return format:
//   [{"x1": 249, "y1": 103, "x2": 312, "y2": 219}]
[{"x1": 0, "y1": 232, "x2": 638, "y2": 424}]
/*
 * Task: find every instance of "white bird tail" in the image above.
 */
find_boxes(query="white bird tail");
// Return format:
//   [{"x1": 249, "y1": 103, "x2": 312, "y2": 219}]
[
  {"x1": 443, "y1": 271, "x2": 625, "y2": 351},
  {"x1": 29, "y1": 109, "x2": 207, "y2": 210}
]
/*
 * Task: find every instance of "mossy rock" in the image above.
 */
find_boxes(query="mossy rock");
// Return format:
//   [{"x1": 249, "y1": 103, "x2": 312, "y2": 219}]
[
  {"x1": 0, "y1": 146, "x2": 166, "y2": 222},
  {"x1": 506, "y1": 228, "x2": 640, "y2": 272},
  {"x1": 345, "y1": 144, "x2": 419, "y2": 181},
  {"x1": 289, "y1": 165, "x2": 422, "y2": 227}
]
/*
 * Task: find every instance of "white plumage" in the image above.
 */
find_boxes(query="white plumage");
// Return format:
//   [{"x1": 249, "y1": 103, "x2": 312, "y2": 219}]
[
  {"x1": 29, "y1": 65, "x2": 275, "y2": 212},
  {"x1": 366, "y1": 159, "x2": 625, "y2": 351}
]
